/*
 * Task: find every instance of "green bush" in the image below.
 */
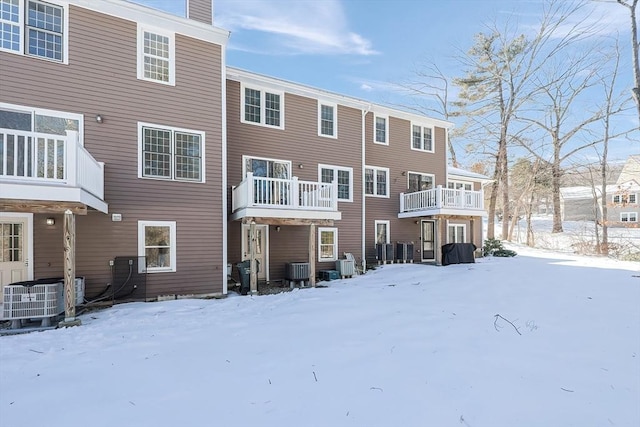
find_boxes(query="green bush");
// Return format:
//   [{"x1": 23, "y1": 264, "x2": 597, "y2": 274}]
[{"x1": 483, "y1": 238, "x2": 517, "y2": 257}]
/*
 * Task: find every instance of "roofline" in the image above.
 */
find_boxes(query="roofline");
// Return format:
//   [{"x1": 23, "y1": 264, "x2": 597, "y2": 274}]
[{"x1": 226, "y1": 66, "x2": 453, "y2": 128}]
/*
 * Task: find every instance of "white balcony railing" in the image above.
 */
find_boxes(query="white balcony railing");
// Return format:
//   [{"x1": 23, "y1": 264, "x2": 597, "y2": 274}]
[
  {"x1": 0, "y1": 129, "x2": 105, "y2": 200},
  {"x1": 400, "y1": 185, "x2": 484, "y2": 213},
  {"x1": 232, "y1": 172, "x2": 338, "y2": 212}
]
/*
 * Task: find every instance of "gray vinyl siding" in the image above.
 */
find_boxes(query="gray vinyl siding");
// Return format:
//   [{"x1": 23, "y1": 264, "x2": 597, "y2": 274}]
[
  {"x1": 187, "y1": 0, "x2": 213, "y2": 25},
  {"x1": 226, "y1": 80, "x2": 363, "y2": 281},
  {"x1": 1, "y1": 6, "x2": 225, "y2": 298}
]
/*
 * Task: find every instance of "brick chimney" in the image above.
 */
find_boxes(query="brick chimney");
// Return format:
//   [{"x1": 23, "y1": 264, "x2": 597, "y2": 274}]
[{"x1": 187, "y1": 0, "x2": 213, "y2": 25}]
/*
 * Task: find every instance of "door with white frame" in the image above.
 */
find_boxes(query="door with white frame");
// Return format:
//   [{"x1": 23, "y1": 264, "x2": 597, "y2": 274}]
[
  {"x1": 241, "y1": 224, "x2": 268, "y2": 281},
  {"x1": 421, "y1": 220, "x2": 436, "y2": 262},
  {"x1": 0, "y1": 213, "x2": 33, "y2": 303}
]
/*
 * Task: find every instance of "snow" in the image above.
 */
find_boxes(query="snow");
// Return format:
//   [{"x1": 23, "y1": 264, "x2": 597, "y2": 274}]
[{"x1": 1, "y1": 245, "x2": 639, "y2": 427}]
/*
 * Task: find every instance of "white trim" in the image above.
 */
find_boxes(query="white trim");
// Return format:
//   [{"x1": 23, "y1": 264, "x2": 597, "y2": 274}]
[
  {"x1": 373, "y1": 114, "x2": 388, "y2": 145},
  {"x1": 374, "y1": 220, "x2": 390, "y2": 244},
  {"x1": 230, "y1": 207, "x2": 341, "y2": 222},
  {"x1": 138, "y1": 220, "x2": 177, "y2": 273},
  {"x1": 137, "y1": 24, "x2": 176, "y2": 86},
  {"x1": 239, "y1": 83, "x2": 285, "y2": 130},
  {"x1": 410, "y1": 122, "x2": 435, "y2": 153},
  {"x1": 318, "y1": 163, "x2": 353, "y2": 202},
  {"x1": 221, "y1": 43, "x2": 228, "y2": 295},
  {"x1": 620, "y1": 212, "x2": 638, "y2": 222},
  {"x1": 137, "y1": 121, "x2": 206, "y2": 183},
  {"x1": 0, "y1": 102, "x2": 84, "y2": 145},
  {"x1": 317, "y1": 101, "x2": 338, "y2": 139},
  {"x1": 0, "y1": 212, "x2": 34, "y2": 282},
  {"x1": 241, "y1": 155, "x2": 292, "y2": 178},
  {"x1": 447, "y1": 222, "x2": 466, "y2": 243},
  {"x1": 318, "y1": 227, "x2": 338, "y2": 262},
  {"x1": 407, "y1": 171, "x2": 435, "y2": 192},
  {"x1": 365, "y1": 165, "x2": 390, "y2": 198}
]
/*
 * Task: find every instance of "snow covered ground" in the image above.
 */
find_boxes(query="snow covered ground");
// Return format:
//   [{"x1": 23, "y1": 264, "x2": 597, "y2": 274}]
[{"x1": 1, "y1": 245, "x2": 639, "y2": 427}]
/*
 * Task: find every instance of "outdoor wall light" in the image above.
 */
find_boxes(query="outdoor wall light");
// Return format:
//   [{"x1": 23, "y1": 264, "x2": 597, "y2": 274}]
[
  {"x1": 298, "y1": 164, "x2": 304, "y2": 169},
  {"x1": 95, "y1": 114, "x2": 104, "y2": 124},
  {"x1": 402, "y1": 171, "x2": 406, "y2": 176},
  {"x1": 275, "y1": 226, "x2": 281, "y2": 232},
  {"x1": 46, "y1": 218, "x2": 55, "y2": 226}
]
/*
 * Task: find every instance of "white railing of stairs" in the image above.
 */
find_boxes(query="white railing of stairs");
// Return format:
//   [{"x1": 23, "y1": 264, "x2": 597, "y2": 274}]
[{"x1": 400, "y1": 185, "x2": 484, "y2": 212}]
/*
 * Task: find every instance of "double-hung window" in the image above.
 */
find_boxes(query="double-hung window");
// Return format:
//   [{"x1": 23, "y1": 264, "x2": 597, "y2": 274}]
[
  {"x1": 318, "y1": 101, "x2": 337, "y2": 138},
  {"x1": 318, "y1": 164, "x2": 353, "y2": 202},
  {"x1": 138, "y1": 25, "x2": 175, "y2": 85},
  {"x1": 621, "y1": 212, "x2": 638, "y2": 222},
  {"x1": 318, "y1": 227, "x2": 338, "y2": 261},
  {"x1": 374, "y1": 115, "x2": 388, "y2": 144},
  {"x1": 411, "y1": 123, "x2": 433, "y2": 152},
  {"x1": 139, "y1": 123, "x2": 204, "y2": 182},
  {"x1": 408, "y1": 172, "x2": 434, "y2": 192},
  {"x1": 138, "y1": 220, "x2": 176, "y2": 273},
  {"x1": 365, "y1": 166, "x2": 389, "y2": 197},
  {"x1": 613, "y1": 193, "x2": 637, "y2": 204},
  {"x1": 241, "y1": 85, "x2": 283, "y2": 129},
  {"x1": 1, "y1": 0, "x2": 67, "y2": 63},
  {"x1": 448, "y1": 224, "x2": 465, "y2": 243}
]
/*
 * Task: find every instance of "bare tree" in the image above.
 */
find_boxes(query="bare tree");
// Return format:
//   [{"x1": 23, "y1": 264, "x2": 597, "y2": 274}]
[{"x1": 615, "y1": 0, "x2": 640, "y2": 123}]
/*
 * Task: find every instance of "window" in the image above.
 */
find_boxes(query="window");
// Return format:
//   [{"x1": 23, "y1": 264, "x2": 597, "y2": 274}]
[
  {"x1": 408, "y1": 172, "x2": 434, "y2": 192},
  {"x1": 613, "y1": 193, "x2": 637, "y2": 204},
  {"x1": 241, "y1": 85, "x2": 284, "y2": 129},
  {"x1": 243, "y1": 156, "x2": 290, "y2": 179},
  {"x1": 374, "y1": 220, "x2": 390, "y2": 245},
  {"x1": 139, "y1": 123, "x2": 204, "y2": 182},
  {"x1": 138, "y1": 25, "x2": 175, "y2": 85},
  {"x1": 620, "y1": 212, "x2": 638, "y2": 222},
  {"x1": 411, "y1": 124, "x2": 433, "y2": 152},
  {"x1": 448, "y1": 181, "x2": 473, "y2": 191},
  {"x1": 365, "y1": 166, "x2": 389, "y2": 197},
  {"x1": 318, "y1": 227, "x2": 337, "y2": 261},
  {"x1": 0, "y1": 0, "x2": 67, "y2": 62},
  {"x1": 374, "y1": 115, "x2": 388, "y2": 144},
  {"x1": 138, "y1": 221, "x2": 176, "y2": 273},
  {"x1": 318, "y1": 164, "x2": 353, "y2": 202},
  {"x1": 448, "y1": 224, "x2": 465, "y2": 243},
  {"x1": 318, "y1": 102, "x2": 337, "y2": 138}
]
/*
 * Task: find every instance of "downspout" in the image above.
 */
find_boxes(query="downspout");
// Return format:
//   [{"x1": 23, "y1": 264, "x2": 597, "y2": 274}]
[
  {"x1": 221, "y1": 35, "x2": 230, "y2": 295},
  {"x1": 361, "y1": 104, "x2": 372, "y2": 270}
]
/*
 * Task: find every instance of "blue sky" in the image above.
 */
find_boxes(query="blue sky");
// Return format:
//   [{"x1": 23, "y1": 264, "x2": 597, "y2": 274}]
[{"x1": 133, "y1": 0, "x2": 638, "y2": 165}]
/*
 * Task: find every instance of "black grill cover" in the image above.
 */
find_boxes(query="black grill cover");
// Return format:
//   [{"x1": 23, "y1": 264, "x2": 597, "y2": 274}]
[{"x1": 441, "y1": 243, "x2": 476, "y2": 266}]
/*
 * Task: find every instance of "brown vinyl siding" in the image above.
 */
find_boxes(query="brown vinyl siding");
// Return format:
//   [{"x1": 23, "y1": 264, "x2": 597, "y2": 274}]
[
  {"x1": 187, "y1": 0, "x2": 213, "y2": 25},
  {"x1": 226, "y1": 80, "x2": 363, "y2": 280},
  {"x1": 1, "y1": 6, "x2": 225, "y2": 298}
]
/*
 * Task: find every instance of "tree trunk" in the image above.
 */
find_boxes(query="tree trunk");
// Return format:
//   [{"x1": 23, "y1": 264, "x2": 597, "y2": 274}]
[
  {"x1": 487, "y1": 163, "x2": 501, "y2": 240},
  {"x1": 551, "y1": 159, "x2": 563, "y2": 233}
]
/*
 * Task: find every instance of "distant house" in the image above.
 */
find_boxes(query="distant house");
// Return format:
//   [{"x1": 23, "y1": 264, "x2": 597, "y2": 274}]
[{"x1": 559, "y1": 155, "x2": 640, "y2": 227}]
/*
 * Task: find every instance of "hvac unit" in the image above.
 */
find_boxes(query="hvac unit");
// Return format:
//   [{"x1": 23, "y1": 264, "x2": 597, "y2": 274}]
[
  {"x1": 395, "y1": 242, "x2": 415, "y2": 263},
  {"x1": 335, "y1": 259, "x2": 355, "y2": 278},
  {"x1": 35, "y1": 277, "x2": 86, "y2": 305},
  {"x1": 286, "y1": 262, "x2": 310, "y2": 287},
  {"x1": 376, "y1": 243, "x2": 394, "y2": 264},
  {"x1": 3, "y1": 282, "x2": 64, "y2": 327}
]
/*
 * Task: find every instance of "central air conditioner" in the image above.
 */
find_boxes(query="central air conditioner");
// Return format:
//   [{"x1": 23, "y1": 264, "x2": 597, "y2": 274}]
[{"x1": 3, "y1": 282, "x2": 64, "y2": 327}]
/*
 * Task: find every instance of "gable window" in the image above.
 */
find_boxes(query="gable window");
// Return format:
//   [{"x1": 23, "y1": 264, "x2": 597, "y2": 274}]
[
  {"x1": 613, "y1": 193, "x2": 637, "y2": 204},
  {"x1": 448, "y1": 181, "x2": 473, "y2": 191},
  {"x1": 0, "y1": 0, "x2": 67, "y2": 63},
  {"x1": 620, "y1": 212, "x2": 638, "y2": 222},
  {"x1": 318, "y1": 227, "x2": 338, "y2": 261},
  {"x1": 137, "y1": 25, "x2": 175, "y2": 85},
  {"x1": 241, "y1": 85, "x2": 283, "y2": 129},
  {"x1": 375, "y1": 220, "x2": 390, "y2": 245},
  {"x1": 138, "y1": 220, "x2": 176, "y2": 273},
  {"x1": 448, "y1": 224, "x2": 465, "y2": 243},
  {"x1": 408, "y1": 172, "x2": 434, "y2": 192},
  {"x1": 365, "y1": 166, "x2": 389, "y2": 197},
  {"x1": 374, "y1": 115, "x2": 388, "y2": 144},
  {"x1": 318, "y1": 102, "x2": 337, "y2": 138},
  {"x1": 319, "y1": 164, "x2": 353, "y2": 202},
  {"x1": 411, "y1": 124, "x2": 433, "y2": 152},
  {"x1": 139, "y1": 123, "x2": 204, "y2": 182}
]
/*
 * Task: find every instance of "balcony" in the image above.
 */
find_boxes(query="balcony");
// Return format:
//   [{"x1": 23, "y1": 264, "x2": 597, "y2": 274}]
[
  {"x1": 0, "y1": 129, "x2": 107, "y2": 213},
  {"x1": 399, "y1": 185, "x2": 486, "y2": 218},
  {"x1": 231, "y1": 172, "x2": 341, "y2": 222}
]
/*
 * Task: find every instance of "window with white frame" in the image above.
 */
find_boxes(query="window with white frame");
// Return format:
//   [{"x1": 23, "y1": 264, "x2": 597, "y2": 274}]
[
  {"x1": 243, "y1": 156, "x2": 290, "y2": 179},
  {"x1": 447, "y1": 181, "x2": 473, "y2": 191},
  {"x1": 374, "y1": 220, "x2": 390, "y2": 245},
  {"x1": 139, "y1": 123, "x2": 204, "y2": 182},
  {"x1": 318, "y1": 227, "x2": 337, "y2": 261},
  {"x1": 138, "y1": 25, "x2": 175, "y2": 85},
  {"x1": 138, "y1": 220, "x2": 176, "y2": 272},
  {"x1": 318, "y1": 102, "x2": 337, "y2": 138},
  {"x1": 374, "y1": 115, "x2": 388, "y2": 144},
  {"x1": 319, "y1": 164, "x2": 353, "y2": 202},
  {"x1": 448, "y1": 224, "x2": 465, "y2": 243},
  {"x1": 241, "y1": 85, "x2": 283, "y2": 128},
  {"x1": 365, "y1": 166, "x2": 389, "y2": 197},
  {"x1": 613, "y1": 193, "x2": 637, "y2": 204},
  {"x1": 0, "y1": 0, "x2": 67, "y2": 62},
  {"x1": 411, "y1": 124, "x2": 433, "y2": 152},
  {"x1": 408, "y1": 172, "x2": 434, "y2": 192},
  {"x1": 620, "y1": 212, "x2": 638, "y2": 222}
]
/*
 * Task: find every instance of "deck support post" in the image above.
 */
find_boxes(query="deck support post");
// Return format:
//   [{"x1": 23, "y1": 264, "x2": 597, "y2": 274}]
[
  {"x1": 309, "y1": 223, "x2": 316, "y2": 287},
  {"x1": 59, "y1": 209, "x2": 81, "y2": 327},
  {"x1": 435, "y1": 218, "x2": 443, "y2": 266},
  {"x1": 249, "y1": 220, "x2": 258, "y2": 295}
]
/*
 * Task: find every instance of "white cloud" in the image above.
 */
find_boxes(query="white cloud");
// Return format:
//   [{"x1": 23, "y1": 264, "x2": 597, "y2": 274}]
[
  {"x1": 215, "y1": 0, "x2": 378, "y2": 55},
  {"x1": 360, "y1": 83, "x2": 373, "y2": 92}
]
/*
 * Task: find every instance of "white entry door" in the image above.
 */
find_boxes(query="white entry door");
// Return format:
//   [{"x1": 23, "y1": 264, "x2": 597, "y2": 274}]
[
  {"x1": 0, "y1": 215, "x2": 31, "y2": 302},
  {"x1": 241, "y1": 224, "x2": 268, "y2": 281}
]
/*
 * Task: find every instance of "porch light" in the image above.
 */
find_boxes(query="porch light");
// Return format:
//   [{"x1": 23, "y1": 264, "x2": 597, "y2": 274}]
[
  {"x1": 46, "y1": 218, "x2": 55, "y2": 226},
  {"x1": 95, "y1": 114, "x2": 104, "y2": 123}
]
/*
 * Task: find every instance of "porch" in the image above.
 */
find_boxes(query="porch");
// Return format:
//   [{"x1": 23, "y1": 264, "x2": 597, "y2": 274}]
[{"x1": 398, "y1": 185, "x2": 485, "y2": 218}]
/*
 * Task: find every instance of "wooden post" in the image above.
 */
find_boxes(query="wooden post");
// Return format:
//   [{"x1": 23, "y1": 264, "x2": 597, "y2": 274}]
[
  {"x1": 60, "y1": 209, "x2": 81, "y2": 327},
  {"x1": 309, "y1": 223, "x2": 316, "y2": 287},
  {"x1": 435, "y1": 218, "x2": 443, "y2": 266},
  {"x1": 249, "y1": 220, "x2": 258, "y2": 295}
]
